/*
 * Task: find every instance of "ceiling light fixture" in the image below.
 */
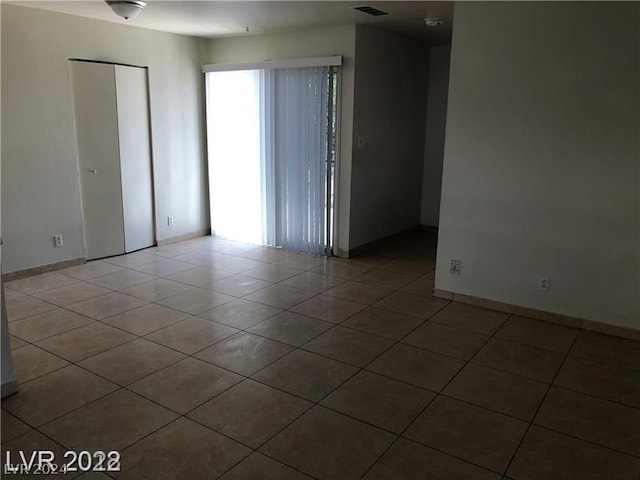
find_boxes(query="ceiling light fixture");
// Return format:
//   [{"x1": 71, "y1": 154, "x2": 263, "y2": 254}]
[
  {"x1": 106, "y1": 0, "x2": 146, "y2": 20},
  {"x1": 424, "y1": 18, "x2": 443, "y2": 27}
]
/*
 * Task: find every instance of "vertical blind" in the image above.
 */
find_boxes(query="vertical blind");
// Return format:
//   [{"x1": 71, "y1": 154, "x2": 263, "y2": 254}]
[{"x1": 206, "y1": 61, "x2": 338, "y2": 255}]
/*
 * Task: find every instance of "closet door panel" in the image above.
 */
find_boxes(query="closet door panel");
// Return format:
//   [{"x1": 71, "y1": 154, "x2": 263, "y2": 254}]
[
  {"x1": 70, "y1": 61, "x2": 125, "y2": 260},
  {"x1": 115, "y1": 65, "x2": 155, "y2": 253}
]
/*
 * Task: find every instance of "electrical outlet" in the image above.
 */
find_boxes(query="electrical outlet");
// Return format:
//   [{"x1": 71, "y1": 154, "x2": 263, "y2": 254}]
[
  {"x1": 167, "y1": 215, "x2": 174, "y2": 227},
  {"x1": 538, "y1": 276, "x2": 550, "y2": 292},
  {"x1": 449, "y1": 259, "x2": 461, "y2": 275},
  {"x1": 53, "y1": 234, "x2": 63, "y2": 248},
  {"x1": 357, "y1": 136, "x2": 366, "y2": 148}
]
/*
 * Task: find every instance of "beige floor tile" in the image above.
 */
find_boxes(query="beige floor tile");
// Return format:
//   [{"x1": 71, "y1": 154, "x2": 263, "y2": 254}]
[
  {"x1": 102, "y1": 251, "x2": 161, "y2": 268},
  {"x1": 2, "y1": 365, "x2": 118, "y2": 426},
  {"x1": 75, "y1": 472, "x2": 112, "y2": 479},
  {"x1": 244, "y1": 264, "x2": 305, "y2": 282},
  {"x1": 88, "y1": 269, "x2": 157, "y2": 290},
  {"x1": 252, "y1": 350, "x2": 357, "y2": 402},
  {"x1": 351, "y1": 269, "x2": 417, "y2": 289},
  {"x1": 260, "y1": 406, "x2": 395, "y2": 480},
  {"x1": 373, "y1": 292, "x2": 448, "y2": 319},
  {"x1": 220, "y1": 452, "x2": 314, "y2": 480},
  {"x1": 212, "y1": 242, "x2": 261, "y2": 257},
  {"x1": 167, "y1": 266, "x2": 232, "y2": 286},
  {"x1": 367, "y1": 344, "x2": 465, "y2": 392},
  {"x1": 473, "y1": 337, "x2": 565, "y2": 382},
  {"x1": 1, "y1": 409, "x2": 33, "y2": 443},
  {"x1": 195, "y1": 332, "x2": 293, "y2": 376},
  {"x1": 115, "y1": 418, "x2": 250, "y2": 480},
  {"x1": 66, "y1": 292, "x2": 147, "y2": 320},
  {"x1": 321, "y1": 371, "x2": 435, "y2": 433},
  {"x1": 405, "y1": 396, "x2": 528, "y2": 473},
  {"x1": 311, "y1": 261, "x2": 372, "y2": 279},
  {"x1": 79, "y1": 338, "x2": 185, "y2": 386},
  {"x1": 198, "y1": 299, "x2": 281, "y2": 329},
  {"x1": 244, "y1": 284, "x2": 316, "y2": 309},
  {"x1": 239, "y1": 246, "x2": 295, "y2": 263},
  {"x1": 172, "y1": 249, "x2": 231, "y2": 267},
  {"x1": 444, "y1": 363, "x2": 548, "y2": 421},
  {"x1": 11, "y1": 344, "x2": 69, "y2": 382},
  {"x1": 535, "y1": 386, "x2": 640, "y2": 457},
  {"x1": 62, "y1": 260, "x2": 123, "y2": 280},
  {"x1": 9, "y1": 308, "x2": 93, "y2": 342},
  {"x1": 145, "y1": 317, "x2": 238, "y2": 354},
  {"x1": 342, "y1": 307, "x2": 424, "y2": 340},
  {"x1": 570, "y1": 330, "x2": 640, "y2": 371},
  {"x1": 102, "y1": 304, "x2": 190, "y2": 336},
  {"x1": 6, "y1": 272, "x2": 77, "y2": 295},
  {"x1": 289, "y1": 295, "x2": 366, "y2": 323},
  {"x1": 36, "y1": 323, "x2": 135, "y2": 362},
  {"x1": 248, "y1": 311, "x2": 333, "y2": 346},
  {"x1": 119, "y1": 278, "x2": 193, "y2": 301},
  {"x1": 129, "y1": 357, "x2": 242, "y2": 414},
  {"x1": 132, "y1": 259, "x2": 193, "y2": 277},
  {"x1": 150, "y1": 242, "x2": 199, "y2": 257},
  {"x1": 40, "y1": 389, "x2": 178, "y2": 451},
  {"x1": 206, "y1": 274, "x2": 272, "y2": 297},
  {"x1": 325, "y1": 281, "x2": 393, "y2": 305},
  {"x1": 278, "y1": 253, "x2": 327, "y2": 271},
  {"x1": 398, "y1": 272, "x2": 436, "y2": 297},
  {"x1": 189, "y1": 380, "x2": 312, "y2": 448},
  {"x1": 34, "y1": 282, "x2": 112, "y2": 306},
  {"x1": 10, "y1": 335, "x2": 28, "y2": 349},
  {"x1": 6, "y1": 296, "x2": 57, "y2": 322},
  {"x1": 554, "y1": 356, "x2": 640, "y2": 408},
  {"x1": 156, "y1": 288, "x2": 234, "y2": 314},
  {"x1": 1, "y1": 431, "x2": 78, "y2": 478},
  {"x1": 280, "y1": 271, "x2": 345, "y2": 293},
  {"x1": 402, "y1": 322, "x2": 489, "y2": 360},
  {"x1": 507, "y1": 426, "x2": 640, "y2": 480},
  {"x1": 303, "y1": 326, "x2": 393, "y2": 366},
  {"x1": 495, "y1": 315, "x2": 578, "y2": 353},
  {"x1": 215, "y1": 257, "x2": 265, "y2": 274},
  {"x1": 429, "y1": 302, "x2": 509, "y2": 335},
  {"x1": 362, "y1": 438, "x2": 501, "y2": 480},
  {"x1": 376, "y1": 258, "x2": 435, "y2": 276},
  {"x1": 4, "y1": 288, "x2": 25, "y2": 300}
]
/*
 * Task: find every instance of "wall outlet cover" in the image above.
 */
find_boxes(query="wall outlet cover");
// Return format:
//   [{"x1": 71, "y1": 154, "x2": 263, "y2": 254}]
[
  {"x1": 53, "y1": 234, "x2": 64, "y2": 248},
  {"x1": 450, "y1": 259, "x2": 461, "y2": 275},
  {"x1": 538, "y1": 276, "x2": 550, "y2": 292}
]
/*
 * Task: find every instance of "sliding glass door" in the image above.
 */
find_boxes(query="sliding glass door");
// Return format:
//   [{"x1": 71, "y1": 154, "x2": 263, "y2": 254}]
[{"x1": 206, "y1": 64, "x2": 338, "y2": 256}]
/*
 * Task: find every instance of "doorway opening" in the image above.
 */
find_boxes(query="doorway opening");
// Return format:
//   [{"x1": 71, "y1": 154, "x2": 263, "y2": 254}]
[{"x1": 205, "y1": 61, "x2": 339, "y2": 256}]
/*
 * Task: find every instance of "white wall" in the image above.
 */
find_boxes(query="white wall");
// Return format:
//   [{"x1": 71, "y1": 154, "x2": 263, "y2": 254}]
[
  {"x1": 1, "y1": 4, "x2": 18, "y2": 397},
  {"x1": 436, "y1": 2, "x2": 640, "y2": 330},
  {"x1": 420, "y1": 45, "x2": 451, "y2": 227},
  {"x1": 206, "y1": 25, "x2": 356, "y2": 255},
  {"x1": 1, "y1": 4, "x2": 209, "y2": 273},
  {"x1": 349, "y1": 25, "x2": 428, "y2": 249}
]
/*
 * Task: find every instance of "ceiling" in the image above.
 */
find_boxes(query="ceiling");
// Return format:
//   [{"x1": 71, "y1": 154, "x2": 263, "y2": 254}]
[{"x1": 12, "y1": 1, "x2": 454, "y2": 44}]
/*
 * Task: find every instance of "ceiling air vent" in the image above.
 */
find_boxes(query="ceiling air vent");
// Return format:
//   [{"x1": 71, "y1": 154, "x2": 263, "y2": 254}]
[{"x1": 352, "y1": 5, "x2": 390, "y2": 17}]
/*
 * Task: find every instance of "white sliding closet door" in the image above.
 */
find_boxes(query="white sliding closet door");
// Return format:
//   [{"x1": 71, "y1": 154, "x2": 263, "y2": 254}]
[
  {"x1": 115, "y1": 65, "x2": 155, "y2": 253},
  {"x1": 71, "y1": 61, "x2": 125, "y2": 259},
  {"x1": 71, "y1": 61, "x2": 155, "y2": 260}
]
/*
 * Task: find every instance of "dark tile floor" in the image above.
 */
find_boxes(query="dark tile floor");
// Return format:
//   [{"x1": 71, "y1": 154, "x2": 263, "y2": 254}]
[{"x1": 3, "y1": 232, "x2": 640, "y2": 479}]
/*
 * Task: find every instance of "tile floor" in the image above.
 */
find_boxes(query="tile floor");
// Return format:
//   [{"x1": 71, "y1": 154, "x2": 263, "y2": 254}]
[{"x1": 3, "y1": 232, "x2": 640, "y2": 479}]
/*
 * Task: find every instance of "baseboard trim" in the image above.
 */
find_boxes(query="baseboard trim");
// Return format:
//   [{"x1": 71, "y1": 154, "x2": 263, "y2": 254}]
[
  {"x1": 156, "y1": 229, "x2": 210, "y2": 247},
  {"x1": 433, "y1": 288, "x2": 640, "y2": 341},
  {"x1": 2, "y1": 257, "x2": 86, "y2": 282},
  {"x1": 1, "y1": 380, "x2": 19, "y2": 399},
  {"x1": 348, "y1": 226, "x2": 423, "y2": 258},
  {"x1": 420, "y1": 224, "x2": 439, "y2": 234}
]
